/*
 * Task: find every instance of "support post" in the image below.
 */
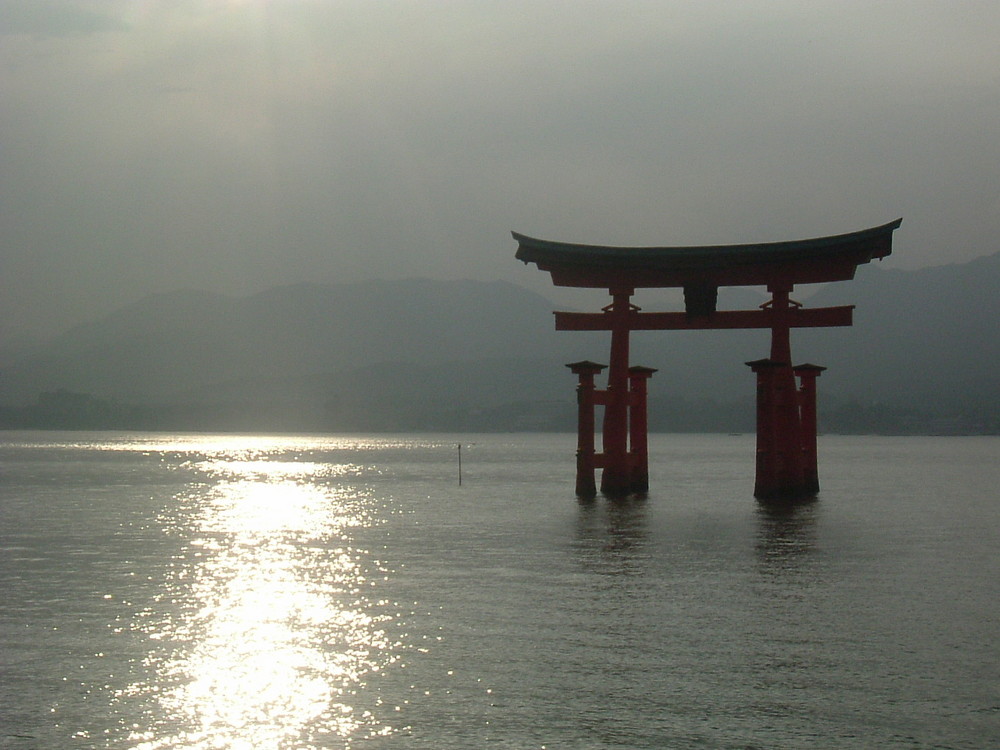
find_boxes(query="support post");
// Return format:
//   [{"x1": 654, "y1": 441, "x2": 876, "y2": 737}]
[
  {"x1": 794, "y1": 363, "x2": 826, "y2": 494},
  {"x1": 600, "y1": 288, "x2": 635, "y2": 495},
  {"x1": 746, "y1": 359, "x2": 784, "y2": 499},
  {"x1": 628, "y1": 366, "x2": 657, "y2": 493},
  {"x1": 567, "y1": 361, "x2": 606, "y2": 498}
]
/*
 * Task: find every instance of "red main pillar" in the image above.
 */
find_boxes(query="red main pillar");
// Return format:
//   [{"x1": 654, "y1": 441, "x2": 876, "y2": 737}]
[
  {"x1": 628, "y1": 366, "x2": 657, "y2": 493},
  {"x1": 600, "y1": 288, "x2": 634, "y2": 495},
  {"x1": 752, "y1": 284, "x2": 808, "y2": 499},
  {"x1": 567, "y1": 360, "x2": 606, "y2": 498},
  {"x1": 794, "y1": 363, "x2": 826, "y2": 494}
]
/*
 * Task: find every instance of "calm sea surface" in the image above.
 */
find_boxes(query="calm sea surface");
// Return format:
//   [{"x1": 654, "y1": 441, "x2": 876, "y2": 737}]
[{"x1": 1, "y1": 432, "x2": 997, "y2": 749}]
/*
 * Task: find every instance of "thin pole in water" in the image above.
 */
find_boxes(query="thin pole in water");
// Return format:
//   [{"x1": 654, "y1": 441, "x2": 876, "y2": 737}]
[{"x1": 457, "y1": 443, "x2": 462, "y2": 486}]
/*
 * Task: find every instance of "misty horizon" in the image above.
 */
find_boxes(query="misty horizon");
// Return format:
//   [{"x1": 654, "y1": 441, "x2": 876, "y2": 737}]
[{"x1": 2, "y1": 255, "x2": 997, "y2": 435}]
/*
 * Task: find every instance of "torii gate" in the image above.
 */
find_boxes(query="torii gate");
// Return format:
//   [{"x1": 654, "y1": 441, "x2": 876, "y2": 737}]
[{"x1": 513, "y1": 218, "x2": 902, "y2": 500}]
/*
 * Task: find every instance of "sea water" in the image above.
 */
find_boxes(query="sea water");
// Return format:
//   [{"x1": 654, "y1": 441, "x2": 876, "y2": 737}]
[{"x1": 1, "y1": 432, "x2": 997, "y2": 749}]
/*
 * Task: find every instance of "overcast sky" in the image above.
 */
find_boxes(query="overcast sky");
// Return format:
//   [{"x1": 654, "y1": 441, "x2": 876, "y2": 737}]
[{"x1": 2, "y1": 1, "x2": 998, "y2": 344}]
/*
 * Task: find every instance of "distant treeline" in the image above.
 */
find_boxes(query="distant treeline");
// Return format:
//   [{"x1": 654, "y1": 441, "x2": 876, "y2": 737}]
[{"x1": 2, "y1": 388, "x2": 996, "y2": 435}]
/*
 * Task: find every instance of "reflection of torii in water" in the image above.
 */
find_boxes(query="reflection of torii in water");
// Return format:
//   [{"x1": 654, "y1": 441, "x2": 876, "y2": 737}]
[{"x1": 513, "y1": 218, "x2": 902, "y2": 501}]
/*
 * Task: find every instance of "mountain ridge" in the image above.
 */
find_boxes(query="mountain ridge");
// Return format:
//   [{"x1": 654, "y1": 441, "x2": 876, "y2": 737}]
[
  {"x1": 0, "y1": 278, "x2": 598, "y2": 405},
  {"x1": 2, "y1": 257, "x2": 998, "y2": 433}
]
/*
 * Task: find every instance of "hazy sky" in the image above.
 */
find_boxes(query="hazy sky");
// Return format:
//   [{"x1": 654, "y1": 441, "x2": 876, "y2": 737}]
[{"x1": 2, "y1": 1, "x2": 998, "y2": 345}]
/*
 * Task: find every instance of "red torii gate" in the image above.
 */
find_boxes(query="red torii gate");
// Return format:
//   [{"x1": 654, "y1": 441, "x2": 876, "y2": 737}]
[{"x1": 514, "y1": 218, "x2": 902, "y2": 500}]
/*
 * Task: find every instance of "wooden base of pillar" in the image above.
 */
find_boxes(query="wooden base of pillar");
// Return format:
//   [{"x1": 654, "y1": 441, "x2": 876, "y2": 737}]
[
  {"x1": 748, "y1": 358, "x2": 814, "y2": 502},
  {"x1": 753, "y1": 480, "x2": 818, "y2": 502},
  {"x1": 575, "y1": 451, "x2": 597, "y2": 498},
  {"x1": 599, "y1": 465, "x2": 632, "y2": 496}
]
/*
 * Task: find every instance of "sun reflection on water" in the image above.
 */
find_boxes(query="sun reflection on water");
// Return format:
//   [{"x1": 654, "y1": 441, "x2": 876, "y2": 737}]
[{"x1": 121, "y1": 446, "x2": 404, "y2": 748}]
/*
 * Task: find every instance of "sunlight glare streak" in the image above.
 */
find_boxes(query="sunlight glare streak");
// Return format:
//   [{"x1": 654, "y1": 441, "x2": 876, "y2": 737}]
[{"x1": 122, "y1": 444, "x2": 401, "y2": 747}]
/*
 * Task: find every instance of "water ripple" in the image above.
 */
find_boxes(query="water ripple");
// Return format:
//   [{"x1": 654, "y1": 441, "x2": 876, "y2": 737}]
[{"x1": 117, "y1": 450, "x2": 404, "y2": 748}]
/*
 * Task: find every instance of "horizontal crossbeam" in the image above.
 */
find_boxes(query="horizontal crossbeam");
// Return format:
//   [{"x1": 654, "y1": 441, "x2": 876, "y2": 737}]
[{"x1": 555, "y1": 305, "x2": 854, "y2": 332}]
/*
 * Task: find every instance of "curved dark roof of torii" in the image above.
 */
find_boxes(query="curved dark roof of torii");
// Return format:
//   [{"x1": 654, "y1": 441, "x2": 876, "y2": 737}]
[{"x1": 513, "y1": 218, "x2": 902, "y2": 288}]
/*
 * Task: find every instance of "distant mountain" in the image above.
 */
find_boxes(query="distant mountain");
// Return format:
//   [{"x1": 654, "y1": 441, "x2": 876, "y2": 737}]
[
  {"x1": 793, "y1": 252, "x2": 1000, "y2": 423},
  {"x1": 0, "y1": 279, "x2": 599, "y2": 405},
  {"x1": 1, "y1": 258, "x2": 998, "y2": 433}
]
